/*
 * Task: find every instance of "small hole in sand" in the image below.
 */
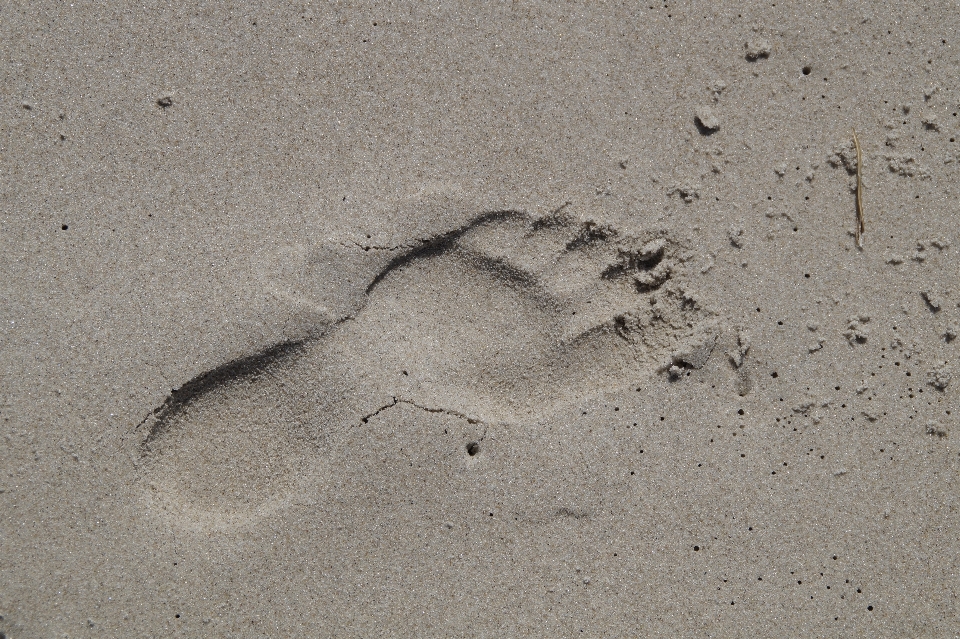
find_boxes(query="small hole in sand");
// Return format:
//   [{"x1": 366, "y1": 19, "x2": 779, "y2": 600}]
[
  {"x1": 802, "y1": 66, "x2": 811, "y2": 75},
  {"x1": 466, "y1": 442, "x2": 480, "y2": 456}
]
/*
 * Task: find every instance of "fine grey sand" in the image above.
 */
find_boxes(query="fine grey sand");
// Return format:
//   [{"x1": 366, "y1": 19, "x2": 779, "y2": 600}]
[{"x1": 3, "y1": 3, "x2": 960, "y2": 637}]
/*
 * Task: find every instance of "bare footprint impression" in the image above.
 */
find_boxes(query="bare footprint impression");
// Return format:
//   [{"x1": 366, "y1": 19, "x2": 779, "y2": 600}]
[{"x1": 134, "y1": 205, "x2": 719, "y2": 531}]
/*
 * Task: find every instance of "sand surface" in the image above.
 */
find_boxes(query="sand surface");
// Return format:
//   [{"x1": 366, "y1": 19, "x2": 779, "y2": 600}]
[{"x1": 3, "y1": 2, "x2": 960, "y2": 636}]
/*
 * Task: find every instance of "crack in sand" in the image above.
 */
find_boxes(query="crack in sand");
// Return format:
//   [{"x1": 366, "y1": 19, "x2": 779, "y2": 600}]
[
  {"x1": 340, "y1": 240, "x2": 411, "y2": 252},
  {"x1": 359, "y1": 396, "x2": 486, "y2": 429}
]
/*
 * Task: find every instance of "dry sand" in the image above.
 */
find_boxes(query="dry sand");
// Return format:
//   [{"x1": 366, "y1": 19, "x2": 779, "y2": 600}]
[{"x1": 3, "y1": 2, "x2": 960, "y2": 636}]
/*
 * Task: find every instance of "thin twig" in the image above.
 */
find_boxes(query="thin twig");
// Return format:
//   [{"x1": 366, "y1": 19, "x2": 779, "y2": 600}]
[{"x1": 852, "y1": 129, "x2": 865, "y2": 248}]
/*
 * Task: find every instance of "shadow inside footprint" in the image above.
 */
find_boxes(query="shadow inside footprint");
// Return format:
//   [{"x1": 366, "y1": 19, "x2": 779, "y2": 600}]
[{"x1": 137, "y1": 208, "x2": 714, "y2": 530}]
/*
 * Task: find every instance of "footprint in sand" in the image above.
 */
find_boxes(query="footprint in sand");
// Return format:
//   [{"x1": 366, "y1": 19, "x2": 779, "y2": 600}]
[{"x1": 135, "y1": 206, "x2": 718, "y2": 531}]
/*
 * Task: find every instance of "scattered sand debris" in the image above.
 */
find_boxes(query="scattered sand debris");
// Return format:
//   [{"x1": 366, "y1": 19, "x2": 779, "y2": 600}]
[
  {"x1": 745, "y1": 39, "x2": 771, "y2": 60},
  {"x1": 842, "y1": 315, "x2": 871, "y2": 345},
  {"x1": 926, "y1": 422, "x2": 948, "y2": 438},
  {"x1": 928, "y1": 364, "x2": 952, "y2": 391},
  {"x1": 709, "y1": 80, "x2": 727, "y2": 100},
  {"x1": 728, "y1": 225, "x2": 745, "y2": 248},
  {"x1": 887, "y1": 154, "x2": 929, "y2": 178},
  {"x1": 695, "y1": 105, "x2": 720, "y2": 132},
  {"x1": 920, "y1": 289, "x2": 943, "y2": 312},
  {"x1": 668, "y1": 183, "x2": 700, "y2": 203},
  {"x1": 827, "y1": 140, "x2": 857, "y2": 174}
]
